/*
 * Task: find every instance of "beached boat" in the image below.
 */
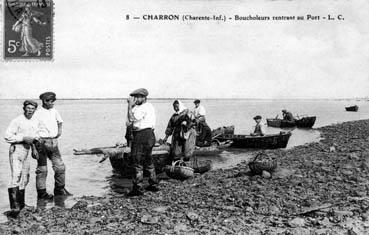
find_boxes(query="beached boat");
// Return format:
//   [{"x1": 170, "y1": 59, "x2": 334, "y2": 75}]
[
  {"x1": 215, "y1": 131, "x2": 292, "y2": 149},
  {"x1": 73, "y1": 142, "x2": 229, "y2": 177},
  {"x1": 266, "y1": 116, "x2": 316, "y2": 128},
  {"x1": 106, "y1": 148, "x2": 213, "y2": 177},
  {"x1": 345, "y1": 105, "x2": 359, "y2": 112}
]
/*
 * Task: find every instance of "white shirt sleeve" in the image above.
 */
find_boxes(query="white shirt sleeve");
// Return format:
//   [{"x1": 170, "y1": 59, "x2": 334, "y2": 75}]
[
  {"x1": 55, "y1": 110, "x2": 63, "y2": 123},
  {"x1": 4, "y1": 119, "x2": 24, "y2": 143}
]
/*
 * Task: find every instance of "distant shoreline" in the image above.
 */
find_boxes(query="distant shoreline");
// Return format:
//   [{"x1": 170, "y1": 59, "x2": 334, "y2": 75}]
[{"x1": 0, "y1": 98, "x2": 368, "y2": 101}]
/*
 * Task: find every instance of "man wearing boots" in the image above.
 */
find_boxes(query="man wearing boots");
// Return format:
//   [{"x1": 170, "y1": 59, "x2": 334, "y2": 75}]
[
  {"x1": 34, "y1": 92, "x2": 72, "y2": 199},
  {"x1": 4, "y1": 100, "x2": 42, "y2": 217},
  {"x1": 126, "y1": 88, "x2": 158, "y2": 196}
]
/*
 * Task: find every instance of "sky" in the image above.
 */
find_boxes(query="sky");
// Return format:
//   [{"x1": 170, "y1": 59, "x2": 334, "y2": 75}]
[{"x1": 0, "y1": 0, "x2": 368, "y2": 99}]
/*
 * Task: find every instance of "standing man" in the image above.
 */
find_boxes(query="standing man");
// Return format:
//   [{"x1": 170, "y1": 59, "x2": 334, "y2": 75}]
[
  {"x1": 4, "y1": 100, "x2": 42, "y2": 217},
  {"x1": 34, "y1": 92, "x2": 71, "y2": 199},
  {"x1": 127, "y1": 88, "x2": 158, "y2": 196},
  {"x1": 193, "y1": 99, "x2": 206, "y2": 123}
]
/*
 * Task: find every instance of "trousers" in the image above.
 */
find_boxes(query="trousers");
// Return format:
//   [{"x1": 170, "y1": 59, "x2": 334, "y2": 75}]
[
  {"x1": 131, "y1": 128, "x2": 157, "y2": 189},
  {"x1": 9, "y1": 144, "x2": 30, "y2": 190},
  {"x1": 35, "y1": 139, "x2": 65, "y2": 190}
]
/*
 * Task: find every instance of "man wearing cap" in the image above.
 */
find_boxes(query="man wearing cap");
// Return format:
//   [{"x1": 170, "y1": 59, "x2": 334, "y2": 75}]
[
  {"x1": 193, "y1": 99, "x2": 206, "y2": 123},
  {"x1": 33, "y1": 92, "x2": 71, "y2": 199},
  {"x1": 4, "y1": 100, "x2": 44, "y2": 217},
  {"x1": 250, "y1": 115, "x2": 266, "y2": 136},
  {"x1": 126, "y1": 88, "x2": 158, "y2": 196},
  {"x1": 193, "y1": 99, "x2": 212, "y2": 146},
  {"x1": 282, "y1": 109, "x2": 295, "y2": 122}
]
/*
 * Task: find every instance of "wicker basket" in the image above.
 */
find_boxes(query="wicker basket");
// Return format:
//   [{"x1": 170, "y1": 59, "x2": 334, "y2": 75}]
[
  {"x1": 165, "y1": 160, "x2": 194, "y2": 180},
  {"x1": 248, "y1": 152, "x2": 277, "y2": 175}
]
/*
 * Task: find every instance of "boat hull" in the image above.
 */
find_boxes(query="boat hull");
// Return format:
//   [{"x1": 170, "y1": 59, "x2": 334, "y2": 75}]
[
  {"x1": 216, "y1": 132, "x2": 291, "y2": 149},
  {"x1": 345, "y1": 106, "x2": 359, "y2": 112},
  {"x1": 107, "y1": 146, "x2": 217, "y2": 177},
  {"x1": 267, "y1": 116, "x2": 316, "y2": 128}
]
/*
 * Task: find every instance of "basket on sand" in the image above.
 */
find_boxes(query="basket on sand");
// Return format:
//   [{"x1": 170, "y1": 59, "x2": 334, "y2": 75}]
[
  {"x1": 248, "y1": 152, "x2": 277, "y2": 175},
  {"x1": 165, "y1": 160, "x2": 194, "y2": 180}
]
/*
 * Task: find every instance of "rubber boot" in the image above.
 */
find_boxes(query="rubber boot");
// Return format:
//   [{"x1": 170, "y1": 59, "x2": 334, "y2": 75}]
[
  {"x1": 127, "y1": 185, "x2": 144, "y2": 197},
  {"x1": 7, "y1": 187, "x2": 20, "y2": 218},
  {"x1": 19, "y1": 189, "x2": 25, "y2": 210},
  {"x1": 54, "y1": 185, "x2": 73, "y2": 197},
  {"x1": 37, "y1": 189, "x2": 54, "y2": 200}
]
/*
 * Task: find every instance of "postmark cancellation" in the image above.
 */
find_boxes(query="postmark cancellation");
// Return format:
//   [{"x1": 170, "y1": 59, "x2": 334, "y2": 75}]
[{"x1": 3, "y1": 0, "x2": 53, "y2": 60}]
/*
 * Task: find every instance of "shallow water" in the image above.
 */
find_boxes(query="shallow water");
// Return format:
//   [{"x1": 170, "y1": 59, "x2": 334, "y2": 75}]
[{"x1": 0, "y1": 99, "x2": 368, "y2": 218}]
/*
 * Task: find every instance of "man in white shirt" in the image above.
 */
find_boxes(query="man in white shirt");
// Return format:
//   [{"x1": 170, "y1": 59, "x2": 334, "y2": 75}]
[
  {"x1": 126, "y1": 88, "x2": 157, "y2": 196},
  {"x1": 33, "y1": 92, "x2": 72, "y2": 199},
  {"x1": 193, "y1": 99, "x2": 206, "y2": 123},
  {"x1": 4, "y1": 100, "x2": 41, "y2": 217}
]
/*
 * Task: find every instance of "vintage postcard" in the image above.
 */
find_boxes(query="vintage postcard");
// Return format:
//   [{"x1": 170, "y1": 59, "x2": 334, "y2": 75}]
[
  {"x1": 3, "y1": 0, "x2": 53, "y2": 60},
  {"x1": 0, "y1": 0, "x2": 369, "y2": 233}
]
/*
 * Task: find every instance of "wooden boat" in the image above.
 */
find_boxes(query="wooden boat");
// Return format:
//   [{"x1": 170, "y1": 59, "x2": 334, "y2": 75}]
[
  {"x1": 266, "y1": 118, "x2": 296, "y2": 128},
  {"x1": 73, "y1": 142, "x2": 226, "y2": 177},
  {"x1": 211, "y1": 125, "x2": 235, "y2": 137},
  {"x1": 295, "y1": 116, "x2": 316, "y2": 128},
  {"x1": 107, "y1": 149, "x2": 212, "y2": 177},
  {"x1": 215, "y1": 131, "x2": 292, "y2": 149},
  {"x1": 345, "y1": 105, "x2": 359, "y2": 112},
  {"x1": 266, "y1": 116, "x2": 316, "y2": 128}
]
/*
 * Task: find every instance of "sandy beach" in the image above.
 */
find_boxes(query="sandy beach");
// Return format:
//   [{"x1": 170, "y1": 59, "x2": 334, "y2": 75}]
[{"x1": 1, "y1": 119, "x2": 369, "y2": 234}]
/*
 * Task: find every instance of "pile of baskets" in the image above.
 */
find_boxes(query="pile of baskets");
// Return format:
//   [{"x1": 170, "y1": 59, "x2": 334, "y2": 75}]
[
  {"x1": 248, "y1": 151, "x2": 277, "y2": 175},
  {"x1": 164, "y1": 160, "x2": 194, "y2": 180}
]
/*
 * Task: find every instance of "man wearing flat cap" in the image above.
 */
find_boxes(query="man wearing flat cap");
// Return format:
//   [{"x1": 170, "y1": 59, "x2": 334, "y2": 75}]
[
  {"x1": 250, "y1": 115, "x2": 265, "y2": 136},
  {"x1": 126, "y1": 88, "x2": 158, "y2": 196},
  {"x1": 4, "y1": 100, "x2": 46, "y2": 217},
  {"x1": 33, "y1": 92, "x2": 72, "y2": 199}
]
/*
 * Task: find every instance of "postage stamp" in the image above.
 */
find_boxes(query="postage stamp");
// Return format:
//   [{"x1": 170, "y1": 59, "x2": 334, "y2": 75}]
[{"x1": 3, "y1": 0, "x2": 53, "y2": 60}]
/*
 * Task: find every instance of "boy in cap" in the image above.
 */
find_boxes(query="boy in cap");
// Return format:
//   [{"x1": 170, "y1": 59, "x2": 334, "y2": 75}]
[
  {"x1": 33, "y1": 92, "x2": 72, "y2": 199},
  {"x1": 126, "y1": 88, "x2": 158, "y2": 196},
  {"x1": 4, "y1": 100, "x2": 44, "y2": 217},
  {"x1": 250, "y1": 115, "x2": 265, "y2": 136}
]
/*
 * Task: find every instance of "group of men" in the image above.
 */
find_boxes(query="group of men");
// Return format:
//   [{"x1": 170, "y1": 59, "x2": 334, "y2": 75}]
[
  {"x1": 125, "y1": 88, "x2": 211, "y2": 196},
  {"x1": 5, "y1": 92, "x2": 71, "y2": 217},
  {"x1": 5, "y1": 88, "x2": 295, "y2": 209}
]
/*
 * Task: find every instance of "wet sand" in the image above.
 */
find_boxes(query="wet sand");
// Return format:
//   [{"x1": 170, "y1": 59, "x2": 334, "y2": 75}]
[{"x1": 1, "y1": 119, "x2": 369, "y2": 234}]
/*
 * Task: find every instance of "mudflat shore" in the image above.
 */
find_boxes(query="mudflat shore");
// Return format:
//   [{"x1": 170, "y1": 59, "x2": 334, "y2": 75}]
[{"x1": 1, "y1": 120, "x2": 369, "y2": 234}]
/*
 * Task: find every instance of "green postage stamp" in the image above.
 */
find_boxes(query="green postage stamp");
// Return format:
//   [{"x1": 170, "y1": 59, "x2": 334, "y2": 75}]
[{"x1": 3, "y1": 0, "x2": 53, "y2": 60}]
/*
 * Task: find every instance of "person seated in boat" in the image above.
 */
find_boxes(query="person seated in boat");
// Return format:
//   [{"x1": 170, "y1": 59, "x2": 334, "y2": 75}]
[
  {"x1": 250, "y1": 115, "x2": 266, "y2": 136},
  {"x1": 163, "y1": 100, "x2": 196, "y2": 161},
  {"x1": 282, "y1": 110, "x2": 295, "y2": 122},
  {"x1": 193, "y1": 99, "x2": 206, "y2": 124},
  {"x1": 196, "y1": 121, "x2": 212, "y2": 147}
]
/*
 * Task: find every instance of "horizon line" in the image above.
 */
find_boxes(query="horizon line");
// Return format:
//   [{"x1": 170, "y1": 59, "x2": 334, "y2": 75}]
[{"x1": 0, "y1": 97, "x2": 368, "y2": 101}]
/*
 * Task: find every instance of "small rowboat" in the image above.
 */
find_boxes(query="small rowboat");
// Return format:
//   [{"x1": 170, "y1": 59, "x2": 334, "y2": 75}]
[
  {"x1": 266, "y1": 116, "x2": 316, "y2": 128},
  {"x1": 215, "y1": 132, "x2": 292, "y2": 149},
  {"x1": 345, "y1": 105, "x2": 359, "y2": 112},
  {"x1": 266, "y1": 119, "x2": 295, "y2": 128},
  {"x1": 107, "y1": 149, "x2": 212, "y2": 177}
]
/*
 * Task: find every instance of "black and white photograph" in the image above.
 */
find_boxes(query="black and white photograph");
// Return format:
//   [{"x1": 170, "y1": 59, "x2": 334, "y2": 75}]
[{"x1": 1, "y1": 0, "x2": 369, "y2": 234}]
